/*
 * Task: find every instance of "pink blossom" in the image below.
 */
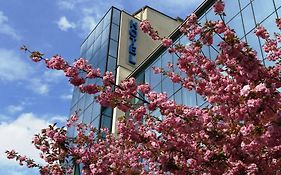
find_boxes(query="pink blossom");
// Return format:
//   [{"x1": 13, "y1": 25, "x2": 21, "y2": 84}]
[
  {"x1": 69, "y1": 76, "x2": 85, "y2": 86},
  {"x1": 255, "y1": 25, "x2": 269, "y2": 39},
  {"x1": 213, "y1": 0, "x2": 225, "y2": 14},
  {"x1": 86, "y1": 68, "x2": 101, "y2": 78},
  {"x1": 240, "y1": 85, "x2": 251, "y2": 96},
  {"x1": 79, "y1": 84, "x2": 99, "y2": 94},
  {"x1": 73, "y1": 58, "x2": 88, "y2": 69},
  {"x1": 137, "y1": 83, "x2": 151, "y2": 94},
  {"x1": 162, "y1": 38, "x2": 173, "y2": 47},
  {"x1": 45, "y1": 55, "x2": 67, "y2": 70},
  {"x1": 152, "y1": 67, "x2": 162, "y2": 74},
  {"x1": 67, "y1": 114, "x2": 78, "y2": 127},
  {"x1": 254, "y1": 83, "x2": 269, "y2": 94},
  {"x1": 64, "y1": 67, "x2": 78, "y2": 77}
]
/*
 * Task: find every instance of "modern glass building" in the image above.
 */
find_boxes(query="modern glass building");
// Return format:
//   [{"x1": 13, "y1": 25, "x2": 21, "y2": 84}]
[
  {"x1": 130, "y1": 0, "x2": 281, "y2": 117},
  {"x1": 69, "y1": 0, "x2": 281, "y2": 136},
  {"x1": 68, "y1": 6, "x2": 182, "y2": 138},
  {"x1": 67, "y1": 7, "x2": 121, "y2": 138}
]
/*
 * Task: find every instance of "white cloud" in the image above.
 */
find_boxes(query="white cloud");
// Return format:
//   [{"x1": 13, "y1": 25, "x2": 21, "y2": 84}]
[
  {"x1": 7, "y1": 105, "x2": 24, "y2": 114},
  {"x1": 43, "y1": 70, "x2": 64, "y2": 83},
  {"x1": 0, "y1": 11, "x2": 20, "y2": 40},
  {"x1": 29, "y1": 79, "x2": 49, "y2": 95},
  {"x1": 56, "y1": 0, "x2": 123, "y2": 35},
  {"x1": 0, "y1": 48, "x2": 32, "y2": 81},
  {"x1": 0, "y1": 114, "x2": 9, "y2": 121},
  {"x1": 57, "y1": 16, "x2": 76, "y2": 31},
  {"x1": 49, "y1": 115, "x2": 67, "y2": 123},
  {"x1": 0, "y1": 113, "x2": 50, "y2": 167},
  {"x1": 60, "y1": 94, "x2": 72, "y2": 100},
  {"x1": 0, "y1": 48, "x2": 68, "y2": 95},
  {"x1": 80, "y1": 16, "x2": 97, "y2": 33}
]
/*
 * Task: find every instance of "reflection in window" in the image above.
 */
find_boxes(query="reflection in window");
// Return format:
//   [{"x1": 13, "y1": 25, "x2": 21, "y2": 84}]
[
  {"x1": 246, "y1": 32, "x2": 264, "y2": 62},
  {"x1": 101, "y1": 25, "x2": 110, "y2": 44},
  {"x1": 112, "y1": 8, "x2": 121, "y2": 25},
  {"x1": 239, "y1": 0, "x2": 251, "y2": 9},
  {"x1": 174, "y1": 89, "x2": 182, "y2": 104},
  {"x1": 88, "y1": 30, "x2": 96, "y2": 46},
  {"x1": 91, "y1": 116, "x2": 100, "y2": 129},
  {"x1": 275, "y1": 0, "x2": 281, "y2": 9},
  {"x1": 101, "y1": 115, "x2": 112, "y2": 129},
  {"x1": 252, "y1": 0, "x2": 275, "y2": 23},
  {"x1": 162, "y1": 77, "x2": 174, "y2": 98},
  {"x1": 223, "y1": 0, "x2": 240, "y2": 22},
  {"x1": 227, "y1": 14, "x2": 245, "y2": 37},
  {"x1": 84, "y1": 94, "x2": 94, "y2": 109},
  {"x1": 83, "y1": 105, "x2": 92, "y2": 124},
  {"x1": 182, "y1": 89, "x2": 197, "y2": 107},
  {"x1": 107, "y1": 56, "x2": 117, "y2": 73},
  {"x1": 110, "y1": 24, "x2": 119, "y2": 41},
  {"x1": 145, "y1": 68, "x2": 151, "y2": 85},
  {"x1": 109, "y1": 40, "x2": 118, "y2": 57},
  {"x1": 103, "y1": 10, "x2": 111, "y2": 28},
  {"x1": 161, "y1": 51, "x2": 172, "y2": 70},
  {"x1": 261, "y1": 13, "x2": 278, "y2": 36},
  {"x1": 150, "y1": 59, "x2": 161, "y2": 88},
  {"x1": 241, "y1": 4, "x2": 256, "y2": 35}
]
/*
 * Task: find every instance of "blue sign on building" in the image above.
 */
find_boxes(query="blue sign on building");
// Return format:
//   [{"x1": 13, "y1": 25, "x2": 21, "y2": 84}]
[{"x1": 128, "y1": 20, "x2": 137, "y2": 65}]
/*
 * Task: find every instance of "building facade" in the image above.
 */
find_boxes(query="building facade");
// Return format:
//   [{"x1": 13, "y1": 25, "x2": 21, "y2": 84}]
[
  {"x1": 69, "y1": 0, "x2": 281, "y2": 137},
  {"x1": 130, "y1": 0, "x2": 281, "y2": 116},
  {"x1": 68, "y1": 6, "x2": 181, "y2": 138}
]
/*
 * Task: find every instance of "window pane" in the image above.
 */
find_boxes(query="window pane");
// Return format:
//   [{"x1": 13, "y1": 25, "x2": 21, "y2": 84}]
[
  {"x1": 110, "y1": 24, "x2": 119, "y2": 41},
  {"x1": 112, "y1": 8, "x2": 121, "y2": 25},
  {"x1": 252, "y1": 0, "x2": 275, "y2": 23},
  {"x1": 107, "y1": 56, "x2": 117, "y2": 73},
  {"x1": 101, "y1": 25, "x2": 110, "y2": 44},
  {"x1": 239, "y1": 0, "x2": 251, "y2": 9},
  {"x1": 101, "y1": 107, "x2": 112, "y2": 117},
  {"x1": 145, "y1": 68, "x2": 151, "y2": 85},
  {"x1": 101, "y1": 115, "x2": 112, "y2": 129},
  {"x1": 88, "y1": 30, "x2": 96, "y2": 46},
  {"x1": 83, "y1": 105, "x2": 92, "y2": 124},
  {"x1": 275, "y1": 0, "x2": 281, "y2": 9},
  {"x1": 91, "y1": 115, "x2": 100, "y2": 129},
  {"x1": 92, "y1": 102, "x2": 101, "y2": 119},
  {"x1": 174, "y1": 89, "x2": 182, "y2": 104},
  {"x1": 227, "y1": 14, "x2": 245, "y2": 38},
  {"x1": 241, "y1": 4, "x2": 256, "y2": 35},
  {"x1": 196, "y1": 93, "x2": 206, "y2": 106},
  {"x1": 103, "y1": 11, "x2": 111, "y2": 29},
  {"x1": 182, "y1": 88, "x2": 197, "y2": 107},
  {"x1": 161, "y1": 51, "x2": 172, "y2": 70},
  {"x1": 150, "y1": 59, "x2": 161, "y2": 88},
  {"x1": 84, "y1": 94, "x2": 93, "y2": 109},
  {"x1": 223, "y1": 0, "x2": 240, "y2": 22},
  {"x1": 246, "y1": 32, "x2": 264, "y2": 61},
  {"x1": 162, "y1": 77, "x2": 174, "y2": 98},
  {"x1": 109, "y1": 40, "x2": 118, "y2": 57}
]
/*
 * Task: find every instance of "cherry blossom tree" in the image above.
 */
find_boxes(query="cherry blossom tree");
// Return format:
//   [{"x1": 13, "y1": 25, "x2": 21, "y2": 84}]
[{"x1": 6, "y1": 1, "x2": 281, "y2": 174}]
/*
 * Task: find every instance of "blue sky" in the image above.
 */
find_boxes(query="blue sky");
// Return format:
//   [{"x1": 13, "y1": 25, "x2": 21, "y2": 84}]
[{"x1": 0, "y1": 0, "x2": 202, "y2": 174}]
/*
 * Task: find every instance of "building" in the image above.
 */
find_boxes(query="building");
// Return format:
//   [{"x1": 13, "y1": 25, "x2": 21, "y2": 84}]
[
  {"x1": 68, "y1": 6, "x2": 182, "y2": 138},
  {"x1": 128, "y1": 0, "x2": 281, "y2": 121},
  {"x1": 69, "y1": 0, "x2": 281, "y2": 136},
  {"x1": 69, "y1": 0, "x2": 280, "y2": 173}
]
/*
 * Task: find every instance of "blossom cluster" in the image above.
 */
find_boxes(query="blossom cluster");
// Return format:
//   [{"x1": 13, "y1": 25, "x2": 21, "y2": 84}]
[{"x1": 6, "y1": 1, "x2": 281, "y2": 174}]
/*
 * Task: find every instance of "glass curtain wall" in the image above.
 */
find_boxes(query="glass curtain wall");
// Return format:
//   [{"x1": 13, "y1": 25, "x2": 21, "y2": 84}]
[
  {"x1": 134, "y1": 0, "x2": 281, "y2": 115},
  {"x1": 68, "y1": 7, "x2": 121, "y2": 138}
]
